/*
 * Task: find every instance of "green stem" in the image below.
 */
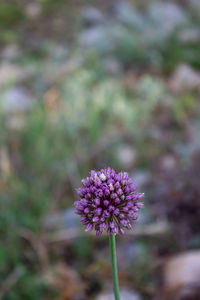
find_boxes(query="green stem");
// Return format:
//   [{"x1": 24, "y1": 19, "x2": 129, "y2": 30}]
[{"x1": 109, "y1": 234, "x2": 120, "y2": 300}]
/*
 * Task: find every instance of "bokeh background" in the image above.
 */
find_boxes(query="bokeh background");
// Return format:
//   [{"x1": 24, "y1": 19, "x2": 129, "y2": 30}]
[{"x1": 1, "y1": 0, "x2": 200, "y2": 299}]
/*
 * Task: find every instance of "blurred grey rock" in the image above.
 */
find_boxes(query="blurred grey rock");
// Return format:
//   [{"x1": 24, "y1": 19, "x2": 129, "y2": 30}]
[
  {"x1": 82, "y1": 6, "x2": 103, "y2": 25},
  {"x1": 148, "y1": 2, "x2": 186, "y2": 35},
  {"x1": 79, "y1": 26, "x2": 112, "y2": 52},
  {"x1": 169, "y1": 64, "x2": 200, "y2": 92},
  {"x1": 163, "y1": 251, "x2": 200, "y2": 299},
  {"x1": 2, "y1": 87, "x2": 33, "y2": 113},
  {"x1": 164, "y1": 251, "x2": 200, "y2": 288},
  {"x1": 114, "y1": 1, "x2": 144, "y2": 29},
  {"x1": 96, "y1": 289, "x2": 141, "y2": 300},
  {"x1": 143, "y1": 2, "x2": 187, "y2": 47}
]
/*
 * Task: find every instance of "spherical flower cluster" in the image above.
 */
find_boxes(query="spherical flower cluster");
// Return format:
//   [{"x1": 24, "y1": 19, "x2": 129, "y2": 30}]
[{"x1": 75, "y1": 168, "x2": 144, "y2": 237}]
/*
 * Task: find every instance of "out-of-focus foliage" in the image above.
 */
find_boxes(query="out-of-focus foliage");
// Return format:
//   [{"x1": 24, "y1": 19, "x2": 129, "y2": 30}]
[
  {"x1": 79, "y1": 1, "x2": 200, "y2": 72},
  {"x1": 1, "y1": 0, "x2": 200, "y2": 299}
]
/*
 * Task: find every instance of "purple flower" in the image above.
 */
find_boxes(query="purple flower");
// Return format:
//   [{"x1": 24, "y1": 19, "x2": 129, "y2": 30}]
[{"x1": 75, "y1": 168, "x2": 144, "y2": 237}]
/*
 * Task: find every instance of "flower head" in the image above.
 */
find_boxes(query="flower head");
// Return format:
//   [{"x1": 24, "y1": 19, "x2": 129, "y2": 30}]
[{"x1": 75, "y1": 168, "x2": 144, "y2": 237}]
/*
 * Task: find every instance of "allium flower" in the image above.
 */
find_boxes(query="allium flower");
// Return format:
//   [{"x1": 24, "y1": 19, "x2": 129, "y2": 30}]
[{"x1": 75, "y1": 168, "x2": 144, "y2": 237}]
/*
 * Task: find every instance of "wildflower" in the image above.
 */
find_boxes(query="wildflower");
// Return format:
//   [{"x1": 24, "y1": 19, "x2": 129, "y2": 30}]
[{"x1": 75, "y1": 168, "x2": 144, "y2": 237}]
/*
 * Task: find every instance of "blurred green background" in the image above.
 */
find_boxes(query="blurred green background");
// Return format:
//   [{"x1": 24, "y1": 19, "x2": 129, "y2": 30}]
[{"x1": 1, "y1": 0, "x2": 200, "y2": 299}]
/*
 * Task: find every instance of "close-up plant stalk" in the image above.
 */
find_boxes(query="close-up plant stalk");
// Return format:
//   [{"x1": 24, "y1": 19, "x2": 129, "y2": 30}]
[{"x1": 109, "y1": 234, "x2": 120, "y2": 300}]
